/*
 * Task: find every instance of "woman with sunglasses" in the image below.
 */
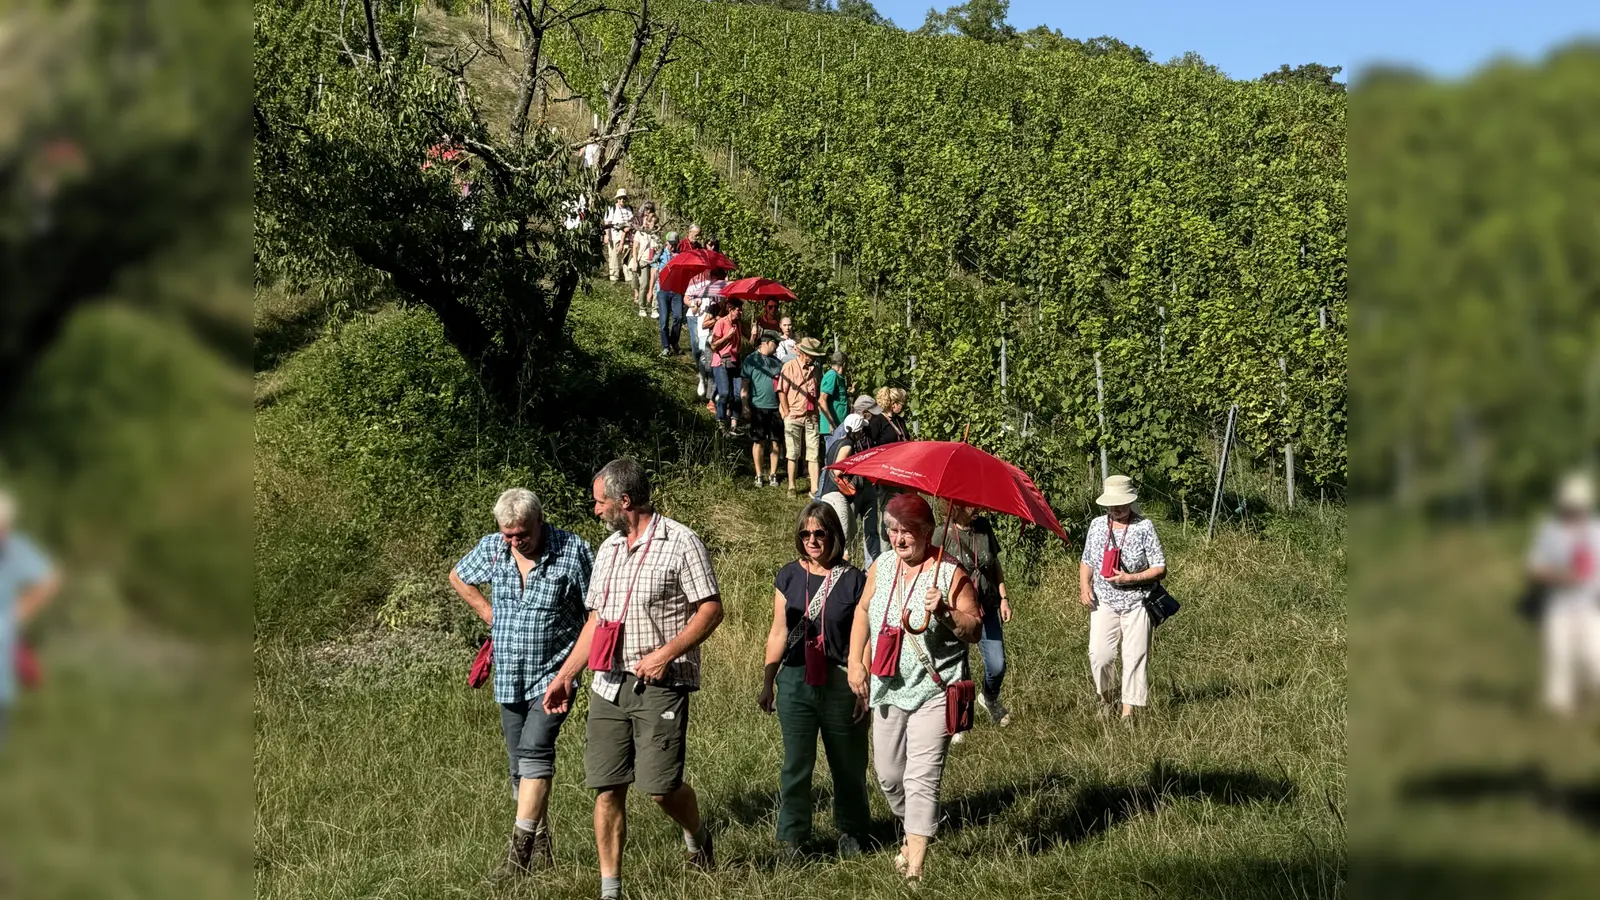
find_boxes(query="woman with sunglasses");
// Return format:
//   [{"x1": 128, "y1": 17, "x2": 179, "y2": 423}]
[{"x1": 758, "y1": 502, "x2": 870, "y2": 859}]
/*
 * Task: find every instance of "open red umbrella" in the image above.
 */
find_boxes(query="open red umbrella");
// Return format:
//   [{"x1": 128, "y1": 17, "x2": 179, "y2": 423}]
[
  {"x1": 659, "y1": 248, "x2": 738, "y2": 295},
  {"x1": 723, "y1": 277, "x2": 797, "y2": 302},
  {"x1": 826, "y1": 440, "x2": 1069, "y2": 543}
]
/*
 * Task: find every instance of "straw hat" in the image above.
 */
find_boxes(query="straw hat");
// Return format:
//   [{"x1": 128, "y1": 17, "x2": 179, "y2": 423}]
[
  {"x1": 1558, "y1": 472, "x2": 1595, "y2": 511},
  {"x1": 1095, "y1": 475, "x2": 1138, "y2": 507},
  {"x1": 796, "y1": 337, "x2": 826, "y2": 358},
  {"x1": 614, "y1": 188, "x2": 629, "y2": 199}
]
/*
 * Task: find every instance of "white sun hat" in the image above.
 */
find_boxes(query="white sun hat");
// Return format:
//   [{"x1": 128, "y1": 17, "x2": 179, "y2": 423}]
[{"x1": 1095, "y1": 475, "x2": 1138, "y2": 507}]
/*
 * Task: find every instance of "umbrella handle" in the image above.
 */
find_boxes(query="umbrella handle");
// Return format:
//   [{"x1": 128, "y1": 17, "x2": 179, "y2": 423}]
[{"x1": 902, "y1": 604, "x2": 931, "y2": 635}]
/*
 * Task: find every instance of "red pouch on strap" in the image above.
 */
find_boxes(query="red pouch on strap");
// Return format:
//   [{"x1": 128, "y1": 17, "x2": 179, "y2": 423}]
[
  {"x1": 16, "y1": 640, "x2": 41, "y2": 690},
  {"x1": 870, "y1": 625, "x2": 903, "y2": 677},
  {"x1": 468, "y1": 638, "x2": 493, "y2": 689},
  {"x1": 804, "y1": 632, "x2": 829, "y2": 686},
  {"x1": 588, "y1": 620, "x2": 623, "y2": 672}
]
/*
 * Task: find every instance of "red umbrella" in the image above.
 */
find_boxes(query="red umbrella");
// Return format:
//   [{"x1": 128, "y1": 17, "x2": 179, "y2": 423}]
[
  {"x1": 723, "y1": 277, "x2": 797, "y2": 302},
  {"x1": 826, "y1": 440, "x2": 1069, "y2": 543},
  {"x1": 659, "y1": 248, "x2": 738, "y2": 295}
]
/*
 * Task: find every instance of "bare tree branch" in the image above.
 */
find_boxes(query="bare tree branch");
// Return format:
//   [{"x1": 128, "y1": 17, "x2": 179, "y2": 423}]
[{"x1": 360, "y1": 0, "x2": 384, "y2": 64}]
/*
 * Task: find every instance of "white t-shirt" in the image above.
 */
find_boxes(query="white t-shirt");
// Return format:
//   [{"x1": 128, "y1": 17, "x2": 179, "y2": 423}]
[
  {"x1": 603, "y1": 205, "x2": 633, "y2": 242},
  {"x1": 582, "y1": 142, "x2": 601, "y2": 169}
]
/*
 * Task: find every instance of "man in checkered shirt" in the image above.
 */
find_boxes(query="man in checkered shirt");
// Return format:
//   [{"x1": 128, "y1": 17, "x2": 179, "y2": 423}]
[
  {"x1": 450, "y1": 488, "x2": 594, "y2": 879},
  {"x1": 545, "y1": 458, "x2": 725, "y2": 900}
]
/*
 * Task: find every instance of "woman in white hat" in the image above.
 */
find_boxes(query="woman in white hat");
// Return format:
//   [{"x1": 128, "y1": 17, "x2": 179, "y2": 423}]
[
  {"x1": 1526, "y1": 471, "x2": 1600, "y2": 715},
  {"x1": 1078, "y1": 475, "x2": 1167, "y2": 724}
]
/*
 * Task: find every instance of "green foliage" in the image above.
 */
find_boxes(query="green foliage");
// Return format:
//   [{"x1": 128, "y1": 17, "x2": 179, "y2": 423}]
[
  {"x1": 546, "y1": 1, "x2": 1346, "y2": 506},
  {"x1": 1261, "y1": 62, "x2": 1346, "y2": 93},
  {"x1": 254, "y1": 0, "x2": 601, "y2": 416},
  {"x1": 917, "y1": 0, "x2": 1016, "y2": 43},
  {"x1": 1351, "y1": 47, "x2": 1600, "y2": 512}
]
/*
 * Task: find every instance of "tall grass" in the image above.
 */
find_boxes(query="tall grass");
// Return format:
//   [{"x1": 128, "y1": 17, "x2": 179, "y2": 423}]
[{"x1": 254, "y1": 281, "x2": 1345, "y2": 899}]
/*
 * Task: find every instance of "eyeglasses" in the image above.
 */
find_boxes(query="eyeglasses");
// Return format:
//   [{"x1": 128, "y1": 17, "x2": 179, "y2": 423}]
[{"x1": 799, "y1": 529, "x2": 829, "y2": 542}]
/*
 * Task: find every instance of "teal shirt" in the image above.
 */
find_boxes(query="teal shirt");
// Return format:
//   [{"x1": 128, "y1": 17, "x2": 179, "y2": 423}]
[
  {"x1": 742, "y1": 351, "x2": 783, "y2": 409},
  {"x1": 819, "y1": 370, "x2": 847, "y2": 427},
  {"x1": 0, "y1": 533, "x2": 51, "y2": 706}
]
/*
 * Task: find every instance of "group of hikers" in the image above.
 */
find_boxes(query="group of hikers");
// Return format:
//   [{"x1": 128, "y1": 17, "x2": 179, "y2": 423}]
[{"x1": 448, "y1": 458, "x2": 1169, "y2": 896}]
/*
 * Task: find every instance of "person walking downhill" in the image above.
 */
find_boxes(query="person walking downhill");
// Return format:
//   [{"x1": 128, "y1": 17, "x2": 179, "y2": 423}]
[
  {"x1": 776, "y1": 316, "x2": 798, "y2": 362},
  {"x1": 0, "y1": 489, "x2": 60, "y2": 753},
  {"x1": 778, "y1": 338, "x2": 828, "y2": 497},
  {"x1": 685, "y1": 270, "x2": 713, "y2": 399},
  {"x1": 1526, "y1": 472, "x2": 1600, "y2": 716},
  {"x1": 709, "y1": 298, "x2": 744, "y2": 434},
  {"x1": 817, "y1": 398, "x2": 876, "y2": 564},
  {"x1": 448, "y1": 488, "x2": 594, "y2": 878},
  {"x1": 1079, "y1": 475, "x2": 1168, "y2": 725},
  {"x1": 818, "y1": 352, "x2": 850, "y2": 435},
  {"x1": 758, "y1": 502, "x2": 872, "y2": 859},
  {"x1": 603, "y1": 189, "x2": 634, "y2": 282},
  {"x1": 654, "y1": 231, "x2": 686, "y2": 356},
  {"x1": 742, "y1": 330, "x2": 785, "y2": 487},
  {"x1": 933, "y1": 503, "x2": 1014, "y2": 743},
  {"x1": 630, "y1": 204, "x2": 661, "y2": 318},
  {"x1": 847, "y1": 494, "x2": 981, "y2": 886},
  {"x1": 544, "y1": 459, "x2": 725, "y2": 900}
]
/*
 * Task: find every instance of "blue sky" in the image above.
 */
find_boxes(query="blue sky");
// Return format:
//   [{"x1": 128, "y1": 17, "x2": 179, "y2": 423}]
[{"x1": 870, "y1": 0, "x2": 1600, "y2": 81}]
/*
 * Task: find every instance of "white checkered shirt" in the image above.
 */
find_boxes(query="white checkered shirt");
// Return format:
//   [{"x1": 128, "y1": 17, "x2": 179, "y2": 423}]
[{"x1": 586, "y1": 514, "x2": 720, "y2": 702}]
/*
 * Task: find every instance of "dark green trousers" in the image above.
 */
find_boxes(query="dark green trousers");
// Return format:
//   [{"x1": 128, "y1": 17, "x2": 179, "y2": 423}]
[{"x1": 775, "y1": 663, "x2": 871, "y2": 844}]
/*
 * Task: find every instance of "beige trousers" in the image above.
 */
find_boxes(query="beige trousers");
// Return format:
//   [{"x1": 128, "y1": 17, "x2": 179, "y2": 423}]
[
  {"x1": 1544, "y1": 599, "x2": 1600, "y2": 713},
  {"x1": 871, "y1": 698, "x2": 950, "y2": 838},
  {"x1": 1089, "y1": 604, "x2": 1152, "y2": 707}
]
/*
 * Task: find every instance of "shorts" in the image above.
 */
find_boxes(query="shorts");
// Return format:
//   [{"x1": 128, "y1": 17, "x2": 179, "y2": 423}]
[
  {"x1": 784, "y1": 415, "x2": 822, "y2": 462},
  {"x1": 501, "y1": 699, "x2": 569, "y2": 782},
  {"x1": 584, "y1": 674, "x2": 691, "y2": 795},
  {"x1": 749, "y1": 407, "x2": 782, "y2": 444}
]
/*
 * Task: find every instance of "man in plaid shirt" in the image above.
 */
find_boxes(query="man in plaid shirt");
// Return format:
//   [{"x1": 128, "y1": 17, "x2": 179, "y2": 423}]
[
  {"x1": 545, "y1": 458, "x2": 724, "y2": 900},
  {"x1": 450, "y1": 488, "x2": 593, "y2": 879}
]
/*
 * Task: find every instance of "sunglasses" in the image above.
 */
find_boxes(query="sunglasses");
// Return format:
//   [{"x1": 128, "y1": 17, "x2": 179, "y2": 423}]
[{"x1": 799, "y1": 529, "x2": 829, "y2": 542}]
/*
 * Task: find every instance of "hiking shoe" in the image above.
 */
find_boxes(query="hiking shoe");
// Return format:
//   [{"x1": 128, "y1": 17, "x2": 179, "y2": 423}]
[
  {"x1": 1097, "y1": 699, "x2": 1118, "y2": 720},
  {"x1": 493, "y1": 827, "x2": 537, "y2": 879},
  {"x1": 686, "y1": 828, "x2": 715, "y2": 871},
  {"x1": 530, "y1": 827, "x2": 554, "y2": 871},
  {"x1": 837, "y1": 834, "x2": 863, "y2": 859},
  {"x1": 977, "y1": 694, "x2": 1013, "y2": 727}
]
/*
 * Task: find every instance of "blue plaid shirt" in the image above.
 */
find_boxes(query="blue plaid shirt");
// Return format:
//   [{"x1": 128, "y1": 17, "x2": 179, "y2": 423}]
[{"x1": 454, "y1": 526, "x2": 593, "y2": 704}]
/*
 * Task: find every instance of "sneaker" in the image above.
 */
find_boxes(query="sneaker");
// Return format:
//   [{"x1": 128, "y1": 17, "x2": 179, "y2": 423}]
[
  {"x1": 697, "y1": 378, "x2": 706, "y2": 398},
  {"x1": 768, "y1": 477, "x2": 781, "y2": 488},
  {"x1": 659, "y1": 348, "x2": 670, "y2": 357},
  {"x1": 977, "y1": 694, "x2": 1013, "y2": 727},
  {"x1": 837, "y1": 834, "x2": 862, "y2": 858},
  {"x1": 651, "y1": 309, "x2": 660, "y2": 318},
  {"x1": 950, "y1": 731, "x2": 966, "y2": 744},
  {"x1": 637, "y1": 309, "x2": 649, "y2": 317},
  {"x1": 755, "y1": 476, "x2": 765, "y2": 488},
  {"x1": 686, "y1": 827, "x2": 715, "y2": 871}
]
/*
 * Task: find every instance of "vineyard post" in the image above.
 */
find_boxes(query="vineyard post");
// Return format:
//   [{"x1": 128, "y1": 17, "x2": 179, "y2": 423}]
[
  {"x1": 1280, "y1": 356, "x2": 1294, "y2": 509},
  {"x1": 1158, "y1": 305, "x2": 1166, "y2": 369},
  {"x1": 729, "y1": 137, "x2": 735, "y2": 181},
  {"x1": 1093, "y1": 351, "x2": 1108, "y2": 482},
  {"x1": 695, "y1": 71, "x2": 700, "y2": 89},
  {"x1": 1208, "y1": 404, "x2": 1239, "y2": 541},
  {"x1": 866, "y1": 71, "x2": 871, "y2": 93},
  {"x1": 1000, "y1": 299, "x2": 1008, "y2": 403},
  {"x1": 1319, "y1": 306, "x2": 1327, "y2": 330},
  {"x1": 909, "y1": 354, "x2": 918, "y2": 437},
  {"x1": 660, "y1": 88, "x2": 666, "y2": 118}
]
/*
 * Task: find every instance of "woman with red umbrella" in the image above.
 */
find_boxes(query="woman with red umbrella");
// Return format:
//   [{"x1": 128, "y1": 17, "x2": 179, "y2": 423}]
[{"x1": 846, "y1": 493, "x2": 981, "y2": 887}]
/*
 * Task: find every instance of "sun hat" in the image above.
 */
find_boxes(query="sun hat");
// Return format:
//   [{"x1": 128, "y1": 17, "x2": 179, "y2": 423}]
[
  {"x1": 1558, "y1": 472, "x2": 1595, "y2": 511},
  {"x1": 1095, "y1": 475, "x2": 1138, "y2": 507},
  {"x1": 852, "y1": 394, "x2": 880, "y2": 415},
  {"x1": 796, "y1": 337, "x2": 826, "y2": 358},
  {"x1": 615, "y1": 188, "x2": 629, "y2": 199}
]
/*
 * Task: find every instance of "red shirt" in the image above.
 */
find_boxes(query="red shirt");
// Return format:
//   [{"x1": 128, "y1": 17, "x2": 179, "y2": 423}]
[{"x1": 711, "y1": 315, "x2": 742, "y2": 367}]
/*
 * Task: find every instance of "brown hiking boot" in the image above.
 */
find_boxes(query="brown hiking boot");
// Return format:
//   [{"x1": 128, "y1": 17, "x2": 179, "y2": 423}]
[
  {"x1": 493, "y1": 827, "x2": 537, "y2": 879},
  {"x1": 530, "y1": 826, "x2": 554, "y2": 870},
  {"x1": 686, "y1": 827, "x2": 715, "y2": 871}
]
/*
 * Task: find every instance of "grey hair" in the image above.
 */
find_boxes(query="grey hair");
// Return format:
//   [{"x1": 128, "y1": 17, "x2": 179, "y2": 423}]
[
  {"x1": 492, "y1": 488, "x2": 543, "y2": 528},
  {"x1": 594, "y1": 458, "x2": 652, "y2": 509}
]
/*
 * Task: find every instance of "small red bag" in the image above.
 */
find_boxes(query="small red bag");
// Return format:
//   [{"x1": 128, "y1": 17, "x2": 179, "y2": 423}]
[
  {"x1": 468, "y1": 638, "x2": 493, "y2": 688},
  {"x1": 588, "y1": 620, "x2": 623, "y2": 672},
  {"x1": 1100, "y1": 547, "x2": 1121, "y2": 578},
  {"x1": 804, "y1": 633, "x2": 828, "y2": 686},
  {"x1": 16, "y1": 640, "x2": 41, "y2": 690}
]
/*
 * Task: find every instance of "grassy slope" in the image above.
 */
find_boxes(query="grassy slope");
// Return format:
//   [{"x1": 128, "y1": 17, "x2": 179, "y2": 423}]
[{"x1": 254, "y1": 277, "x2": 1346, "y2": 900}]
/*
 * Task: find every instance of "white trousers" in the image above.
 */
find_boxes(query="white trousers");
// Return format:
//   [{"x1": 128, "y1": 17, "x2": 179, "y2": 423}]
[
  {"x1": 1089, "y1": 604, "x2": 1152, "y2": 707},
  {"x1": 872, "y1": 698, "x2": 950, "y2": 838},
  {"x1": 1544, "y1": 600, "x2": 1600, "y2": 713}
]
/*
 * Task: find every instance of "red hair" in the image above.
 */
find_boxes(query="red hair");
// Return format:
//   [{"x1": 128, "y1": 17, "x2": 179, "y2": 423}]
[{"x1": 884, "y1": 493, "x2": 934, "y2": 536}]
